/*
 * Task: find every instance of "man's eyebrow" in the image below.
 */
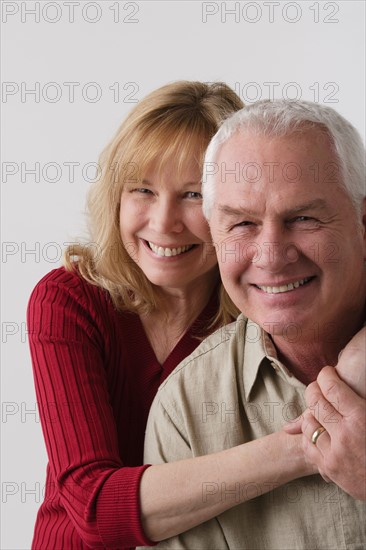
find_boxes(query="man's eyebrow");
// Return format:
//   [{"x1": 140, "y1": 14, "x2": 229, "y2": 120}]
[
  {"x1": 286, "y1": 199, "x2": 328, "y2": 215},
  {"x1": 216, "y1": 205, "x2": 256, "y2": 217},
  {"x1": 217, "y1": 199, "x2": 328, "y2": 218}
]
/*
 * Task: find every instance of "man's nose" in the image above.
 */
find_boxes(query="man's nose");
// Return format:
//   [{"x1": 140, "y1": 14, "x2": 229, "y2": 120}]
[
  {"x1": 149, "y1": 199, "x2": 184, "y2": 234},
  {"x1": 253, "y1": 224, "x2": 299, "y2": 272}
]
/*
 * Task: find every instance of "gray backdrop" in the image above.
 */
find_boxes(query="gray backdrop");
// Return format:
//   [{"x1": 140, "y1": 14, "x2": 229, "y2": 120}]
[{"x1": 1, "y1": 1, "x2": 365, "y2": 548}]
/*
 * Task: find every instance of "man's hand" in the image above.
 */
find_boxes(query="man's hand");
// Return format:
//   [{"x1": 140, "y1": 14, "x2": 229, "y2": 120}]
[{"x1": 284, "y1": 367, "x2": 366, "y2": 500}]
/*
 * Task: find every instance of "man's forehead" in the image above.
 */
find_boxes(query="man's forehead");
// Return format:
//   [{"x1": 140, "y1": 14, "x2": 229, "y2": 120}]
[
  {"x1": 212, "y1": 128, "x2": 340, "y2": 192},
  {"x1": 216, "y1": 127, "x2": 333, "y2": 160}
]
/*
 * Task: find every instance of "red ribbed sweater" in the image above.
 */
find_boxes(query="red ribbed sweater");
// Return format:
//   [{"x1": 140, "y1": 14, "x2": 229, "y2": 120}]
[{"x1": 27, "y1": 267, "x2": 218, "y2": 550}]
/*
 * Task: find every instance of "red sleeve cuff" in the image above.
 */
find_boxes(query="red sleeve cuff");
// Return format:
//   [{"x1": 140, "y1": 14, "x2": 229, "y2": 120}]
[{"x1": 97, "y1": 464, "x2": 156, "y2": 548}]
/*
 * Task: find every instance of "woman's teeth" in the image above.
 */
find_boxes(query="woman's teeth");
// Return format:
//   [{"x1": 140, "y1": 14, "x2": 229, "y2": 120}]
[
  {"x1": 256, "y1": 277, "x2": 312, "y2": 294},
  {"x1": 148, "y1": 242, "x2": 194, "y2": 257}
]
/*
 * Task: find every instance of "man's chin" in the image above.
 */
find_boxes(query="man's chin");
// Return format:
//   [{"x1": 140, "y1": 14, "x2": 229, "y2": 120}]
[{"x1": 255, "y1": 316, "x2": 305, "y2": 341}]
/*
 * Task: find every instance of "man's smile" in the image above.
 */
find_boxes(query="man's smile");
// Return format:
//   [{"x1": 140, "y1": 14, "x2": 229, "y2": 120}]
[{"x1": 254, "y1": 276, "x2": 316, "y2": 294}]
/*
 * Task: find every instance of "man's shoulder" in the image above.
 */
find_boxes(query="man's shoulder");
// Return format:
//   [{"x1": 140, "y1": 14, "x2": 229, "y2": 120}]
[{"x1": 158, "y1": 314, "x2": 249, "y2": 392}]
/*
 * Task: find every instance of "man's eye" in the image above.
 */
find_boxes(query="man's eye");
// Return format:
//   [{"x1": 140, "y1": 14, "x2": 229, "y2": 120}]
[
  {"x1": 233, "y1": 221, "x2": 254, "y2": 228},
  {"x1": 288, "y1": 216, "x2": 320, "y2": 229},
  {"x1": 184, "y1": 191, "x2": 202, "y2": 199},
  {"x1": 291, "y1": 216, "x2": 318, "y2": 223}
]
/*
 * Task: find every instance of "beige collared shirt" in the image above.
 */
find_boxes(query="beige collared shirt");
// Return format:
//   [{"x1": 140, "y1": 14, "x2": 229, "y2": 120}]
[{"x1": 142, "y1": 316, "x2": 366, "y2": 550}]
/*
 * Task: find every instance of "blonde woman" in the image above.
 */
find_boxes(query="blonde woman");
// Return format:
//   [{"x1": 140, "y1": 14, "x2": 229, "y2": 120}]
[{"x1": 27, "y1": 82, "x2": 316, "y2": 550}]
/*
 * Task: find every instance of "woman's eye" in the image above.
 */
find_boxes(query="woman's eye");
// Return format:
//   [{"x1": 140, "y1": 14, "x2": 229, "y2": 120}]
[
  {"x1": 133, "y1": 188, "x2": 152, "y2": 195},
  {"x1": 184, "y1": 191, "x2": 202, "y2": 199}
]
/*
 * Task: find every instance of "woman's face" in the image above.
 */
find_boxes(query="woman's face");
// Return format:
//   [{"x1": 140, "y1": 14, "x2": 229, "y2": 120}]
[{"x1": 119, "y1": 157, "x2": 218, "y2": 294}]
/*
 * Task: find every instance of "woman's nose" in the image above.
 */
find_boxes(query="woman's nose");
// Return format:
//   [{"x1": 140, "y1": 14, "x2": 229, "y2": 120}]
[{"x1": 149, "y1": 199, "x2": 184, "y2": 234}]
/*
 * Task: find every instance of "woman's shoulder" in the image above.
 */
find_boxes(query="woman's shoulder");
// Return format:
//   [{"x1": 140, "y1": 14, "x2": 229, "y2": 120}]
[
  {"x1": 32, "y1": 265, "x2": 82, "y2": 287},
  {"x1": 32, "y1": 264, "x2": 93, "y2": 294},
  {"x1": 27, "y1": 265, "x2": 135, "y2": 343},
  {"x1": 27, "y1": 265, "x2": 118, "y2": 323}
]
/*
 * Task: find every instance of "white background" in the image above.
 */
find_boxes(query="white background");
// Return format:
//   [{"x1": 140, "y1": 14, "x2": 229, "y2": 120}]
[{"x1": 1, "y1": 1, "x2": 365, "y2": 548}]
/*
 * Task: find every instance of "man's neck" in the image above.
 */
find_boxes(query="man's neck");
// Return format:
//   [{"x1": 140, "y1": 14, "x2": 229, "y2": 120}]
[
  {"x1": 274, "y1": 340, "x2": 337, "y2": 385},
  {"x1": 272, "y1": 314, "x2": 365, "y2": 385}
]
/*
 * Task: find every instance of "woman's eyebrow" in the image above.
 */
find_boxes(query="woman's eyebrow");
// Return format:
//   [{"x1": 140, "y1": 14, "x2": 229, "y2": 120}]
[{"x1": 141, "y1": 180, "x2": 201, "y2": 187}]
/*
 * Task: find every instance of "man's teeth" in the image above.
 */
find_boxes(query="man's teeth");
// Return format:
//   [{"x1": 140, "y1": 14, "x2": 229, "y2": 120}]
[
  {"x1": 148, "y1": 242, "x2": 194, "y2": 257},
  {"x1": 257, "y1": 277, "x2": 312, "y2": 294}
]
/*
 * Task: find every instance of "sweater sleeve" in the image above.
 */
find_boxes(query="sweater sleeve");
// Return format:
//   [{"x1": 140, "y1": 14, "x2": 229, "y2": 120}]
[{"x1": 27, "y1": 269, "x2": 155, "y2": 548}]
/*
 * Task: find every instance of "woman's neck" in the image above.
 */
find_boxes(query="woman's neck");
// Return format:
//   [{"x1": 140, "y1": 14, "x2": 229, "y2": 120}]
[{"x1": 140, "y1": 269, "x2": 220, "y2": 364}]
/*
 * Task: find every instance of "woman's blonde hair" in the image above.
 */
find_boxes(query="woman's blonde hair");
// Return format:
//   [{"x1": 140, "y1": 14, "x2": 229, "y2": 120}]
[{"x1": 64, "y1": 80, "x2": 243, "y2": 326}]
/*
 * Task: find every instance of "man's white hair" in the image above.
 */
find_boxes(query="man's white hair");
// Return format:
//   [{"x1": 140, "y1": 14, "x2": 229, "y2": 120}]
[{"x1": 202, "y1": 100, "x2": 365, "y2": 221}]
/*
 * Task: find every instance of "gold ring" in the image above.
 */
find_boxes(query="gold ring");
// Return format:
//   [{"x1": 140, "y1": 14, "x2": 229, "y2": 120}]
[{"x1": 311, "y1": 426, "x2": 327, "y2": 445}]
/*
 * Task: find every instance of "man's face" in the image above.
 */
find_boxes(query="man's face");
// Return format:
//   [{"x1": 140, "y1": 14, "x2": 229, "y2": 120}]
[{"x1": 209, "y1": 129, "x2": 366, "y2": 340}]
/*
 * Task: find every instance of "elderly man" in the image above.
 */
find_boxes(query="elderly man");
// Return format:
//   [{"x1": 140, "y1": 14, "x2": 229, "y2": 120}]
[{"x1": 142, "y1": 101, "x2": 366, "y2": 549}]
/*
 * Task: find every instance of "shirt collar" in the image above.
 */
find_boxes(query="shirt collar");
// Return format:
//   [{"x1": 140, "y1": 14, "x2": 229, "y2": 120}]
[{"x1": 242, "y1": 318, "x2": 303, "y2": 400}]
